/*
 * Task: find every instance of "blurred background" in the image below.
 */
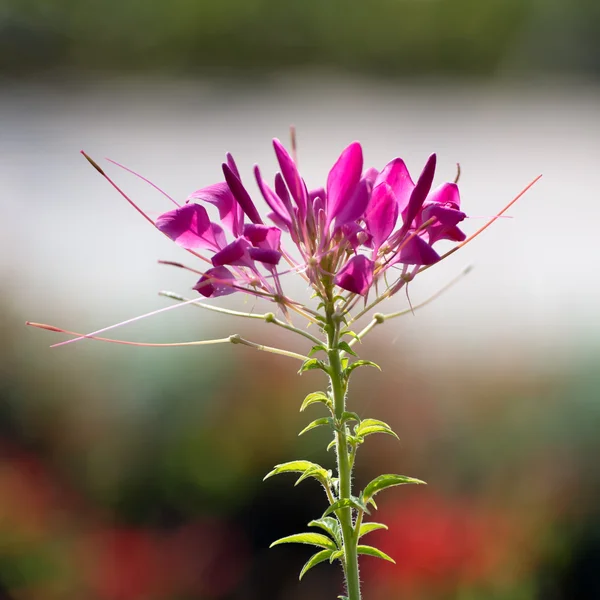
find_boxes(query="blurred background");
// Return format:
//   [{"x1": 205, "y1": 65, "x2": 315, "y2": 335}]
[{"x1": 2, "y1": 1, "x2": 600, "y2": 598}]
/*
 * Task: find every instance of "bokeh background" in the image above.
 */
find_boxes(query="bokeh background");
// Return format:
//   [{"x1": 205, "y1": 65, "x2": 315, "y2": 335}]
[{"x1": 2, "y1": 1, "x2": 600, "y2": 598}]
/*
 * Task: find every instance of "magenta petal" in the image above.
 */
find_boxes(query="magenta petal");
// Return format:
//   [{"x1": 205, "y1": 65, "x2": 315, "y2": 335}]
[
  {"x1": 243, "y1": 224, "x2": 281, "y2": 250},
  {"x1": 375, "y1": 158, "x2": 414, "y2": 214},
  {"x1": 333, "y1": 174, "x2": 371, "y2": 228},
  {"x1": 334, "y1": 254, "x2": 374, "y2": 296},
  {"x1": 248, "y1": 247, "x2": 282, "y2": 265},
  {"x1": 222, "y1": 163, "x2": 263, "y2": 225},
  {"x1": 326, "y1": 142, "x2": 363, "y2": 228},
  {"x1": 402, "y1": 153, "x2": 436, "y2": 230},
  {"x1": 425, "y1": 182, "x2": 461, "y2": 210},
  {"x1": 211, "y1": 237, "x2": 252, "y2": 267},
  {"x1": 188, "y1": 181, "x2": 243, "y2": 237},
  {"x1": 194, "y1": 266, "x2": 236, "y2": 298},
  {"x1": 254, "y1": 166, "x2": 293, "y2": 228},
  {"x1": 397, "y1": 235, "x2": 440, "y2": 266},
  {"x1": 156, "y1": 204, "x2": 221, "y2": 251},
  {"x1": 273, "y1": 139, "x2": 307, "y2": 217},
  {"x1": 365, "y1": 182, "x2": 398, "y2": 252}
]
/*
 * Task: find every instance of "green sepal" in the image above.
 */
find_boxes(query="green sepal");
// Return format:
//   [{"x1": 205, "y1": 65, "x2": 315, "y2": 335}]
[
  {"x1": 270, "y1": 532, "x2": 336, "y2": 551},
  {"x1": 299, "y1": 549, "x2": 334, "y2": 580},
  {"x1": 323, "y1": 496, "x2": 370, "y2": 518},
  {"x1": 344, "y1": 359, "x2": 381, "y2": 379},
  {"x1": 357, "y1": 545, "x2": 395, "y2": 563},
  {"x1": 298, "y1": 358, "x2": 329, "y2": 375},
  {"x1": 264, "y1": 460, "x2": 326, "y2": 481},
  {"x1": 298, "y1": 417, "x2": 334, "y2": 436},
  {"x1": 362, "y1": 474, "x2": 426, "y2": 503},
  {"x1": 337, "y1": 341, "x2": 357, "y2": 357},
  {"x1": 355, "y1": 418, "x2": 398, "y2": 440},
  {"x1": 300, "y1": 391, "x2": 330, "y2": 412},
  {"x1": 329, "y1": 549, "x2": 345, "y2": 563},
  {"x1": 358, "y1": 522, "x2": 388, "y2": 539},
  {"x1": 308, "y1": 517, "x2": 342, "y2": 546},
  {"x1": 308, "y1": 344, "x2": 327, "y2": 357}
]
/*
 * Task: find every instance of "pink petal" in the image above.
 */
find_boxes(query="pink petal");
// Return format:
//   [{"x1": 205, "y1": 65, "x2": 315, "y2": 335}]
[
  {"x1": 187, "y1": 182, "x2": 243, "y2": 237},
  {"x1": 155, "y1": 204, "x2": 222, "y2": 251},
  {"x1": 254, "y1": 165, "x2": 293, "y2": 228},
  {"x1": 273, "y1": 139, "x2": 307, "y2": 217},
  {"x1": 194, "y1": 266, "x2": 237, "y2": 297},
  {"x1": 334, "y1": 254, "x2": 374, "y2": 296},
  {"x1": 222, "y1": 163, "x2": 263, "y2": 225},
  {"x1": 397, "y1": 235, "x2": 440, "y2": 266},
  {"x1": 374, "y1": 158, "x2": 415, "y2": 215},
  {"x1": 211, "y1": 237, "x2": 252, "y2": 268},
  {"x1": 365, "y1": 182, "x2": 398, "y2": 252},
  {"x1": 326, "y1": 142, "x2": 363, "y2": 229}
]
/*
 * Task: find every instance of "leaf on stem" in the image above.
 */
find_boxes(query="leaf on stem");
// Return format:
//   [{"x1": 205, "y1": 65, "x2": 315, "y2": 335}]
[
  {"x1": 362, "y1": 474, "x2": 426, "y2": 503},
  {"x1": 299, "y1": 549, "x2": 335, "y2": 580},
  {"x1": 300, "y1": 391, "x2": 330, "y2": 412},
  {"x1": 358, "y1": 522, "x2": 388, "y2": 539},
  {"x1": 357, "y1": 545, "x2": 395, "y2": 563},
  {"x1": 322, "y1": 496, "x2": 369, "y2": 518},
  {"x1": 355, "y1": 418, "x2": 399, "y2": 440},
  {"x1": 340, "y1": 411, "x2": 361, "y2": 425},
  {"x1": 264, "y1": 460, "x2": 326, "y2": 481},
  {"x1": 298, "y1": 417, "x2": 334, "y2": 436},
  {"x1": 298, "y1": 358, "x2": 329, "y2": 375},
  {"x1": 337, "y1": 341, "x2": 358, "y2": 357},
  {"x1": 344, "y1": 360, "x2": 381, "y2": 379},
  {"x1": 295, "y1": 466, "x2": 331, "y2": 486},
  {"x1": 308, "y1": 517, "x2": 342, "y2": 546},
  {"x1": 270, "y1": 532, "x2": 337, "y2": 551},
  {"x1": 308, "y1": 344, "x2": 328, "y2": 357}
]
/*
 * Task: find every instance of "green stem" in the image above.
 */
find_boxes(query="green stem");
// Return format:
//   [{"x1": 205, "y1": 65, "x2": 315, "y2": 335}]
[{"x1": 326, "y1": 307, "x2": 361, "y2": 600}]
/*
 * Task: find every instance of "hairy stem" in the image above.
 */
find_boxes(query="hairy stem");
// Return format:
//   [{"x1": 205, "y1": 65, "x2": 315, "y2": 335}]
[{"x1": 326, "y1": 307, "x2": 361, "y2": 600}]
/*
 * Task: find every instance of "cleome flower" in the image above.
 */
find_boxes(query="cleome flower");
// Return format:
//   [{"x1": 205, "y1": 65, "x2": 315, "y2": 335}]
[{"x1": 155, "y1": 139, "x2": 467, "y2": 300}]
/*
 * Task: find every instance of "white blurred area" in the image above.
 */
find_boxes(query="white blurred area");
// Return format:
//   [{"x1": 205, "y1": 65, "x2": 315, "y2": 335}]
[{"x1": 1, "y1": 74, "x2": 598, "y2": 363}]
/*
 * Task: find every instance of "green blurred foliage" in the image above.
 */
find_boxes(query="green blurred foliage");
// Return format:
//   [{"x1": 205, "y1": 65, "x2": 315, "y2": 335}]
[{"x1": 1, "y1": 0, "x2": 533, "y2": 75}]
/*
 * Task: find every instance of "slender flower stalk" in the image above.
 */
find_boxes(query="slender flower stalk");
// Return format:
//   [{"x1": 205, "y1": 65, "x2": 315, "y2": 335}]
[{"x1": 29, "y1": 133, "x2": 540, "y2": 600}]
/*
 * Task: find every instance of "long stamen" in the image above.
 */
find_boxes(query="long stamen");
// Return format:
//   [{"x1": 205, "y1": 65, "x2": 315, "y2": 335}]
[
  {"x1": 26, "y1": 322, "x2": 231, "y2": 347},
  {"x1": 49, "y1": 298, "x2": 204, "y2": 348},
  {"x1": 105, "y1": 158, "x2": 180, "y2": 207}
]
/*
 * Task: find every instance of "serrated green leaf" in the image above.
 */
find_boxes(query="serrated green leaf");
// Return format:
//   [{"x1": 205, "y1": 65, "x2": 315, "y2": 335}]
[
  {"x1": 340, "y1": 411, "x2": 361, "y2": 425},
  {"x1": 298, "y1": 358, "x2": 329, "y2": 375},
  {"x1": 340, "y1": 329, "x2": 360, "y2": 342},
  {"x1": 355, "y1": 419, "x2": 398, "y2": 440},
  {"x1": 299, "y1": 549, "x2": 333, "y2": 580},
  {"x1": 323, "y1": 496, "x2": 370, "y2": 518},
  {"x1": 300, "y1": 391, "x2": 330, "y2": 412},
  {"x1": 344, "y1": 360, "x2": 381, "y2": 378},
  {"x1": 308, "y1": 344, "x2": 327, "y2": 357},
  {"x1": 295, "y1": 467, "x2": 330, "y2": 486},
  {"x1": 362, "y1": 474, "x2": 426, "y2": 502},
  {"x1": 358, "y1": 522, "x2": 388, "y2": 538},
  {"x1": 357, "y1": 545, "x2": 395, "y2": 563},
  {"x1": 298, "y1": 417, "x2": 334, "y2": 436},
  {"x1": 308, "y1": 517, "x2": 342, "y2": 546},
  {"x1": 264, "y1": 460, "x2": 325, "y2": 481},
  {"x1": 329, "y1": 549, "x2": 345, "y2": 563},
  {"x1": 337, "y1": 341, "x2": 358, "y2": 357},
  {"x1": 270, "y1": 532, "x2": 337, "y2": 550}
]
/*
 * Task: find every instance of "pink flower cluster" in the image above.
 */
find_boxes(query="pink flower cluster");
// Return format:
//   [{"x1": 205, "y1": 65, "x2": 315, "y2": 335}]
[{"x1": 156, "y1": 140, "x2": 467, "y2": 298}]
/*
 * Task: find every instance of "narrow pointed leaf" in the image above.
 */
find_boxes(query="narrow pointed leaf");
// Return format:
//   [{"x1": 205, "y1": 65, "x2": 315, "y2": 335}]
[
  {"x1": 344, "y1": 360, "x2": 381, "y2": 378},
  {"x1": 295, "y1": 467, "x2": 330, "y2": 486},
  {"x1": 308, "y1": 344, "x2": 327, "y2": 357},
  {"x1": 363, "y1": 474, "x2": 426, "y2": 502},
  {"x1": 358, "y1": 522, "x2": 388, "y2": 538},
  {"x1": 357, "y1": 425, "x2": 399, "y2": 440},
  {"x1": 337, "y1": 341, "x2": 358, "y2": 357},
  {"x1": 357, "y1": 545, "x2": 395, "y2": 563},
  {"x1": 300, "y1": 391, "x2": 330, "y2": 412},
  {"x1": 299, "y1": 549, "x2": 334, "y2": 580},
  {"x1": 327, "y1": 439, "x2": 336, "y2": 452},
  {"x1": 340, "y1": 329, "x2": 361, "y2": 342},
  {"x1": 329, "y1": 549, "x2": 345, "y2": 563},
  {"x1": 270, "y1": 532, "x2": 336, "y2": 550},
  {"x1": 298, "y1": 358, "x2": 329, "y2": 375},
  {"x1": 340, "y1": 411, "x2": 361, "y2": 425},
  {"x1": 264, "y1": 460, "x2": 325, "y2": 481},
  {"x1": 298, "y1": 417, "x2": 334, "y2": 436},
  {"x1": 308, "y1": 517, "x2": 342, "y2": 546},
  {"x1": 323, "y1": 496, "x2": 369, "y2": 518}
]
